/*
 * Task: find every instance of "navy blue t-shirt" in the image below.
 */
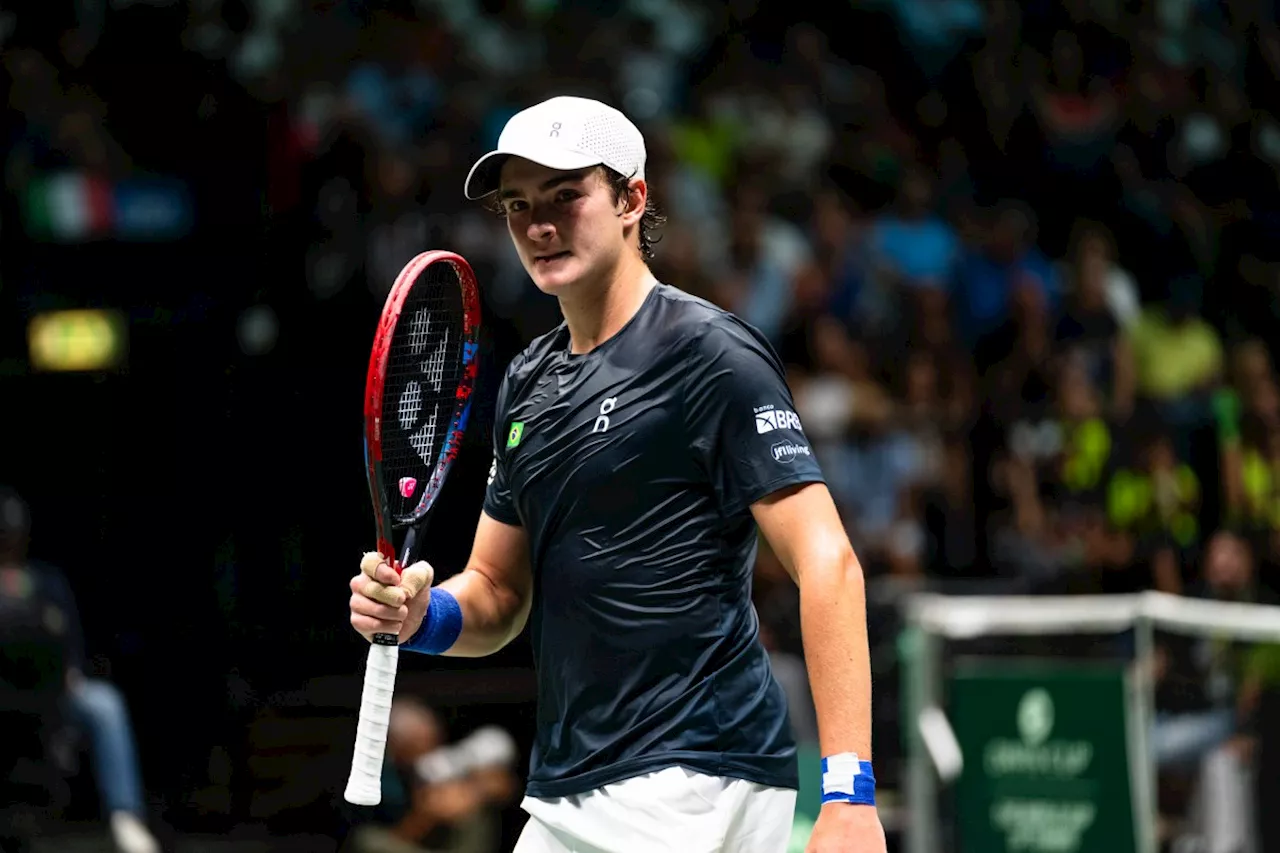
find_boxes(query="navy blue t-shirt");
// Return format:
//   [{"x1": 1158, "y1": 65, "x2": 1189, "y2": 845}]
[{"x1": 482, "y1": 283, "x2": 825, "y2": 798}]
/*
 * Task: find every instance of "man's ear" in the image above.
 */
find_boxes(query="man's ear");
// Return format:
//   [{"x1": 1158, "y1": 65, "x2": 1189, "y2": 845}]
[{"x1": 619, "y1": 178, "x2": 646, "y2": 227}]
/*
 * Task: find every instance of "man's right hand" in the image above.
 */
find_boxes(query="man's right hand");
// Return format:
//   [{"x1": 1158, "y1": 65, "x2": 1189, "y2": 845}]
[{"x1": 349, "y1": 552, "x2": 434, "y2": 644}]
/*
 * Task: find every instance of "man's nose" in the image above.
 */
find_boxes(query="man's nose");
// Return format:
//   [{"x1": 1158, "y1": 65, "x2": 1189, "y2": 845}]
[{"x1": 526, "y1": 218, "x2": 554, "y2": 242}]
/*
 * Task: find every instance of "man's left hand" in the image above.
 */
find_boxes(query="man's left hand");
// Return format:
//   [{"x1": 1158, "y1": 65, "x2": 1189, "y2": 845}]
[{"x1": 806, "y1": 803, "x2": 887, "y2": 853}]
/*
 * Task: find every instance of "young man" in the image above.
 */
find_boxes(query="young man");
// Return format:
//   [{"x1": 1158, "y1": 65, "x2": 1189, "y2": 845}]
[{"x1": 349, "y1": 96, "x2": 886, "y2": 853}]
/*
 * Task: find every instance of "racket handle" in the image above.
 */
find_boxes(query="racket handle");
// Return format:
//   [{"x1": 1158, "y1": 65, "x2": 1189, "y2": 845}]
[{"x1": 344, "y1": 640, "x2": 400, "y2": 805}]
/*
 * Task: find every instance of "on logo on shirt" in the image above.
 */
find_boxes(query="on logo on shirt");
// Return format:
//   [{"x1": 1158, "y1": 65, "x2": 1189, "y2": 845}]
[{"x1": 754, "y1": 404, "x2": 802, "y2": 434}]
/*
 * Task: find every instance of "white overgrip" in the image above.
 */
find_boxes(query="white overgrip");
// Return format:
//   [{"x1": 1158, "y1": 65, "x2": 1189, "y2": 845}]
[{"x1": 343, "y1": 641, "x2": 400, "y2": 805}]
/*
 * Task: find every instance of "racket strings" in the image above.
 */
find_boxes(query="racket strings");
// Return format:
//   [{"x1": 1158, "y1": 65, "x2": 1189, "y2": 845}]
[{"x1": 382, "y1": 264, "x2": 466, "y2": 521}]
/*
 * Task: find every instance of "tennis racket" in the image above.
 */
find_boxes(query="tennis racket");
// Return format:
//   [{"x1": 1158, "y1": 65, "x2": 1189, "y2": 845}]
[{"x1": 344, "y1": 250, "x2": 481, "y2": 806}]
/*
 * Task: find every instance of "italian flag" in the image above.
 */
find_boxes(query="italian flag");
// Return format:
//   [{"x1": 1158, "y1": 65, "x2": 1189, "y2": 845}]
[{"x1": 25, "y1": 171, "x2": 113, "y2": 241}]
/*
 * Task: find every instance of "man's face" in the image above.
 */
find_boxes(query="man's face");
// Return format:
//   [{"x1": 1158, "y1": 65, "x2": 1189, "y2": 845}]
[
  {"x1": 497, "y1": 158, "x2": 640, "y2": 295},
  {"x1": 1205, "y1": 533, "x2": 1251, "y2": 594}
]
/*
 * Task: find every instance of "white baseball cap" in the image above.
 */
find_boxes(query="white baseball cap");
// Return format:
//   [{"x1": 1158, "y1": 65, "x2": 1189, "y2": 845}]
[{"x1": 463, "y1": 96, "x2": 647, "y2": 200}]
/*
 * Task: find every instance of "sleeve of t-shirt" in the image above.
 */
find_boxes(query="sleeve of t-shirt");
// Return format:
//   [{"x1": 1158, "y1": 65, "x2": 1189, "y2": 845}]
[
  {"x1": 481, "y1": 365, "x2": 522, "y2": 526},
  {"x1": 682, "y1": 317, "x2": 826, "y2": 516}
]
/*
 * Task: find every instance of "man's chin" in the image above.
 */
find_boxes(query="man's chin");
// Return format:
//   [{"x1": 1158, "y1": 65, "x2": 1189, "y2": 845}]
[{"x1": 529, "y1": 260, "x2": 580, "y2": 292}]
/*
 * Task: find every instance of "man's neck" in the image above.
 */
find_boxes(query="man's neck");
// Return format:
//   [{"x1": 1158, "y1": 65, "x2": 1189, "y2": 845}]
[{"x1": 560, "y1": 253, "x2": 655, "y2": 355}]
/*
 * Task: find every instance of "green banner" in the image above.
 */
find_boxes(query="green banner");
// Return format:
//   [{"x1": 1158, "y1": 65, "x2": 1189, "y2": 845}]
[{"x1": 949, "y1": 660, "x2": 1138, "y2": 853}]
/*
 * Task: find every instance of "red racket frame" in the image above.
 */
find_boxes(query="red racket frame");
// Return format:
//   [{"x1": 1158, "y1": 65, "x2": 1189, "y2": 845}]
[{"x1": 363, "y1": 250, "x2": 481, "y2": 572}]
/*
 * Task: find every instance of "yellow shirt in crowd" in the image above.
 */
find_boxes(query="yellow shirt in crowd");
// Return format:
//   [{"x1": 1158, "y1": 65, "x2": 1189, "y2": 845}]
[{"x1": 1127, "y1": 310, "x2": 1223, "y2": 400}]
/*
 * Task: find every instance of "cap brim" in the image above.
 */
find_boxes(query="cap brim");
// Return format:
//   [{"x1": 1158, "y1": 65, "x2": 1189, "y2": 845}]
[{"x1": 463, "y1": 145, "x2": 605, "y2": 200}]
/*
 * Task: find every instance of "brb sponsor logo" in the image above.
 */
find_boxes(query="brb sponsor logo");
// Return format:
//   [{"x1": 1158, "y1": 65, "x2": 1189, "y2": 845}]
[
  {"x1": 771, "y1": 442, "x2": 812, "y2": 463},
  {"x1": 754, "y1": 404, "x2": 803, "y2": 434}
]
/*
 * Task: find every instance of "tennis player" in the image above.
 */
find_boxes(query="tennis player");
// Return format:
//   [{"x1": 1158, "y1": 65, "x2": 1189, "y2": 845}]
[{"x1": 349, "y1": 96, "x2": 885, "y2": 853}]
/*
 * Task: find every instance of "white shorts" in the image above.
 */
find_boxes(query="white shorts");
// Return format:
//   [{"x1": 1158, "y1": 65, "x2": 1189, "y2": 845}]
[{"x1": 512, "y1": 766, "x2": 797, "y2": 853}]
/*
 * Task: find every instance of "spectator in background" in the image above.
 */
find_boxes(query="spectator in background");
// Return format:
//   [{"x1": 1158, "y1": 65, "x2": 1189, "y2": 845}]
[
  {"x1": 782, "y1": 23, "x2": 864, "y2": 125},
  {"x1": 364, "y1": 147, "x2": 433, "y2": 299},
  {"x1": 1106, "y1": 428, "x2": 1199, "y2": 595},
  {"x1": 1235, "y1": 411, "x2": 1280, "y2": 583},
  {"x1": 606, "y1": 17, "x2": 683, "y2": 123},
  {"x1": 2, "y1": 45, "x2": 133, "y2": 195},
  {"x1": 867, "y1": 164, "x2": 959, "y2": 308},
  {"x1": 987, "y1": 358, "x2": 1127, "y2": 593},
  {"x1": 823, "y1": 387, "x2": 930, "y2": 577},
  {"x1": 1153, "y1": 530, "x2": 1270, "y2": 853},
  {"x1": 644, "y1": 124, "x2": 729, "y2": 276},
  {"x1": 742, "y1": 79, "x2": 835, "y2": 192},
  {"x1": 810, "y1": 187, "x2": 882, "y2": 339},
  {"x1": 1126, "y1": 275, "x2": 1225, "y2": 452},
  {"x1": 877, "y1": 0, "x2": 985, "y2": 90},
  {"x1": 1058, "y1": 217, "x2": 1141, "y2": 330},
  {"x1": 1051, "y1": 359, "x2": 1114, "y2": 505},
  {"x1": 1049, "y1": 359, "x2": 1134, "y2": 590},
  {"x1": 1218, "y1": 342, "x2": 1280, "y2": 564},
  {"x1": 1244, "y1": 638, "x2": 1280, "y2": 851},
  {"x1": 1, "y1": 486, "x2": 74, "y2": 848},
  {"x1": 976, "y1": 272, "x2": 1056, "y2": 426},
  {"x1": 774, "y1": 260, "x2": 838, "y2": 376},
  {"x1": 417, "y1": 0, "x2": 544, "y2": 85},
  {"x1": 921, "y1": 429, "x2": 978, "y2": 579},
  {"x1": 833, "y1": 65, "x2": 920, "y2": 207},
  {"x1": 987, "y1": 442, "x2": 1071, "y2": 590},
  {"x1": 883, "y1": 349, "x2": 968, "y2": 579},
  {"x1": 351, "y1": 697, "x2": 518, "y2": 853},
  {"x1": 964, "y1": 1, "x2": 1027, "y2": 160},
  {"x1": 1027, "y1": 28, "x2": 1122, "y2": 205},
  {"x1": 713, "y1": 182, "x2": 811, "y2": 344},
  {"x1": 0, "y1": 488, "x2": 159, "y2": 853},
  {"x1": 1053, "y1": 257, "x2": 1137, "y2": 422},
  {"x1": 954, "y1": 200, "x2": 1062, "y2": 348},
  {"x1": 341, "y1": 11, "x2": 443, "y2": 150},
  {"x1": 647, "y1": 224, "x2": 715, "y2": 305}
]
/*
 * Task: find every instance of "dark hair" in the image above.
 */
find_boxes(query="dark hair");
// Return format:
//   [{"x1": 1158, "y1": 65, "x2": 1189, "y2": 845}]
[
  {"x1": 485, "y1": 165, "x2": 666, "y2": 261},
  {"x1": 601, "y1": 166, "x2": 666, "y2": 260}
]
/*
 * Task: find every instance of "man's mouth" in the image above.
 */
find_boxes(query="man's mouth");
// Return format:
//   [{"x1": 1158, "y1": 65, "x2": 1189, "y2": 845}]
[{"x1": 534, "y1": 251, "x2": 570, "y2": 265}]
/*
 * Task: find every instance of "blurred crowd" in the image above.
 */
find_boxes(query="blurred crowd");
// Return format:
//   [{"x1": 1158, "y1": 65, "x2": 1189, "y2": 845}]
[{"x1": 6, "y1": 0, "x2": 1280, "y2": 850}]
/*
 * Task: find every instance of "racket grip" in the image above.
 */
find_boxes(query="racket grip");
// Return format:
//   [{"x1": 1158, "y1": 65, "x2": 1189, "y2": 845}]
[{"x1": 344, "y1": 640, "x2": 400, "y2": 805}]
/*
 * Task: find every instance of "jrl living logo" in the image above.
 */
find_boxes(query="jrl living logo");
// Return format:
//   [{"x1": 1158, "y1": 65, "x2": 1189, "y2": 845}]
[{"x1": 771, "y1": 442, "x2": 811, "y2": 463}]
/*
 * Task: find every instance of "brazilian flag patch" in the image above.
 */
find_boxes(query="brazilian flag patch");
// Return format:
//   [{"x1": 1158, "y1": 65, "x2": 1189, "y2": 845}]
[{"x1": 506, "y1": 421, "x2": 525, "y2": 449}]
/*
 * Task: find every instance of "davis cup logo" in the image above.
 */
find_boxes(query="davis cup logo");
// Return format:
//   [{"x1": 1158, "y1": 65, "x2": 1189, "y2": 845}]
[
  {"x1": 1017, "y1": 688, "x2": 1054, "y2": 747},
  {"x1": 754, "y1": 405, "x2": 803, "y2": 434}
]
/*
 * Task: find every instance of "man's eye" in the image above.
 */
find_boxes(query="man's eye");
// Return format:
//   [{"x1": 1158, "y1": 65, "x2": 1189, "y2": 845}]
[
  {"x1": 556, "y1": 190, "x2": 579, "y2": 203},
  {"x1": 505, "y1": 200, "x2": 528, "y2": 213}
]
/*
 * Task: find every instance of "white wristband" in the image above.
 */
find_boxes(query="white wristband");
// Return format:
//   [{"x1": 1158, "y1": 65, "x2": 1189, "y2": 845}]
[{"x1": 820, "y1": 752, "x2": 861, "y2": 797}]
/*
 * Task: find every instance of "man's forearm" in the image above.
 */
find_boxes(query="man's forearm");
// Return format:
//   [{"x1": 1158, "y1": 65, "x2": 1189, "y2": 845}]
[
  {"x1": 799, "y1": 547, "x2": 873, "y2": 760},
  {"x1": 432, "y1": 566, "x2": 530, "y2": 658}
]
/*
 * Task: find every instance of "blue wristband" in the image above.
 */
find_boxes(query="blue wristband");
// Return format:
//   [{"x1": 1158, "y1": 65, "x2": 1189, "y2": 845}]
[
  {"x1": 403, "y1": 588, "x2": 463, "y2": 655},
  {"x1": 820, "y1": 756, "x2": 876, "y2": 806}
]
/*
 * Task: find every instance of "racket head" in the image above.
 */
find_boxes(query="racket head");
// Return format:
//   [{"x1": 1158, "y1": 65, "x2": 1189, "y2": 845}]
[{"x1": 364, "y1": 251, "x2": 481, "y2": 570}]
